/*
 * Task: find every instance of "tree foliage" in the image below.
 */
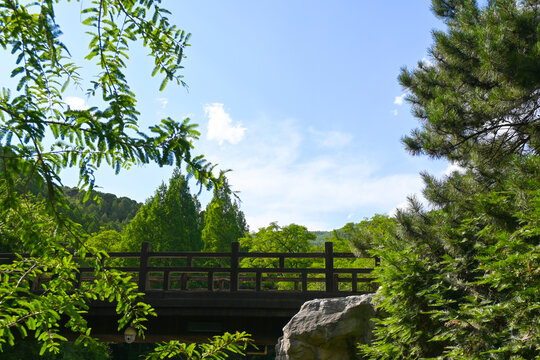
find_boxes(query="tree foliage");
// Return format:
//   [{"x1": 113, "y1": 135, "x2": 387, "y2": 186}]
[
  {"x1": 202, "y1": 178, "x2": 248, "y2": 253},
  {"x1": 359, "y1": 1, "x2": 539, "y2": 358},
  {"x1": 122, "y1": 169, "x2": 203, "y2": 252},
  {"x1": 0, "y1": 0, "x2": 228, "y2": 355},
  {"x1": 86, "y1": 229, "x2": 123, "y2": 252},
  {"x1": 400, "y1": 0, "x2": 539, "y2": 170},
  {"x1": 329, "y1": 215, "x2": 395, "y2": 282},
  {"x1": 62, "y1": 187, "x2": 141, "y2": 234},
  {"x1": 239, "y1": 222, "x2": 316, "y2": 264},
  {"x1": 240, "y1": 223, "x2": 316, "y2": 290},
  {"x1": 361, "y1": 159, "x2": 539, "y2": 359},
  {"x1": 2, "y1": 340, "x2": 111, "y2": 360},
  {"x1": 330, "y1": 214, "x2": 396, "y2": 255},
  {"x1": 145, "y1": 331, "x2": 252, "y2": 360}
]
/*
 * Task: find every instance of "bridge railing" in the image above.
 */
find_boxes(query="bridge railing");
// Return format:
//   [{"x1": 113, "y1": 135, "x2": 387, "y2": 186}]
[{"x1": 0, "y1": 242, "x2": 379, "y2": 294}]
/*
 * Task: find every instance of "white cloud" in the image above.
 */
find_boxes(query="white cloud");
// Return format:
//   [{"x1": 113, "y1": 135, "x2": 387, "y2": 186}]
[
  {"x1": 394, "y1": 94, "x2": 406, "y2": 106},
  {"x1": 232, "y1": 157, "x2": 424, "y2": 230},
  {"x1": 391, "y1": 109, "x2": 398, "y2": 116},
  {"x1": 309, "y1": 128, "x2": 353, "y2": 149},
  {"x1": 444, "y1": 163, "x2": 467, "y2": 176},
  {"x1": 389, "y1": 200, "x2": 410, "y2": 217},
  {"x1": 421, "y1": 56, "x2": 434, "y2": 67},
  {"x1": 202, "y1": 117, "x2": 426, "y2": 230},
  {"x1": 156, "y1": 97, "x2": 168, "y2": 109},
  {"x1": 65, "y1": 96, "x2": 88, "y2": 110},
  {"x1": 205, "y1": 103, "x2": 246, "y2": 145}
]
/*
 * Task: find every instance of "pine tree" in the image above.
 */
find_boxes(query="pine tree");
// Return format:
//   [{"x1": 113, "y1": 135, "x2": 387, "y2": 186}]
[
  {"x1": 400, "y1": 0, "x2": 539, "y2": 171},
  {"x1": 359, "y1": 1, "x2": 539, "y2": 358},
  {"x1": 202, "y1": 178, "x2": 248, "y2": 253}
]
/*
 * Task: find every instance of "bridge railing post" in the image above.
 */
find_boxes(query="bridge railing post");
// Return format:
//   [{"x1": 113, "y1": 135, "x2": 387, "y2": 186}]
[
  {"x1": 230, "y1": 242, "x2": 239, "y2": 292},
  {"x1": 372, "y1": 255, "x2": 381, "y2": 291},
  {"x1": 138, "y1": 242, "x2": 151, "y2": 292},
  {"x1": 325, "y1": 242, "x2": 334, "y2": 293}
]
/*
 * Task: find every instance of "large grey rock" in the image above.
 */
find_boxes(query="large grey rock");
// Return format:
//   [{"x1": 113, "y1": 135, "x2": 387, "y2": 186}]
[{"x1": 275, "y1": 294, "x2": 375, "y2": 360}]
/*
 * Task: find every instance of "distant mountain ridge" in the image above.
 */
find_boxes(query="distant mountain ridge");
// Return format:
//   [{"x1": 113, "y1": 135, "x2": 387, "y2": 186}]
[
  {"x1": 311, "y1": 230, "x2": 332, "y2": 246},
  {"x1": 61, "y1": 187, "x2": 141, "y2": 234}
]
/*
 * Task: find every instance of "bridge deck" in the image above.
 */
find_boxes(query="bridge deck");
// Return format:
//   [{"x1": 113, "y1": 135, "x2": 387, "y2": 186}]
[
  {"x1": 88, "y1": 290, "x2": 373, "y2": 344},
  {"x1": 1, "y1": 242, "x2": 378, "y2": 344}
]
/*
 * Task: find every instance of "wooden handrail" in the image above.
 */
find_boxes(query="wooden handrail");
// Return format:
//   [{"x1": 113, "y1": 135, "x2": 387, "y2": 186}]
[{"x1": 0, "y1": 242, "x2": 380, "y2": 294}]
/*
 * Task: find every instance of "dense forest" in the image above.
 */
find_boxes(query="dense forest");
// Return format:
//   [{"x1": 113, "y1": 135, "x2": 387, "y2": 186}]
[
  {"x1": 62, "y1": 188, "x2": 141, "y2": 234},
  {"x1": 0, "y1": 183, "x2": 141, "y2": 252}
]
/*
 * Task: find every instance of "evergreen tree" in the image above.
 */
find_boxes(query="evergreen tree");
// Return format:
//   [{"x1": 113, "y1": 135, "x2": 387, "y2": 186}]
[
  {"x1": 202, "y1": 178, "x2": 248, "y2": 252},
  {"x1": 360, "y1": 1, "x2": 539, "y2": 358},
  {"x1": 362, "y1": 160, "x2": 539, "y2": 359},
  {"x1": 122, "y1": 169, "x2": 203, "y2": 252},
  {"x1": 399, "y1": 0, "x2": 539, "y2": 172}
]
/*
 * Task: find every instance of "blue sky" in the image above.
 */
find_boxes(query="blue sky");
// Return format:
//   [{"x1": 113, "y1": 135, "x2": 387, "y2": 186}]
[{"x1": 4, "y1": 1, "x2": 460, "y2": 231}]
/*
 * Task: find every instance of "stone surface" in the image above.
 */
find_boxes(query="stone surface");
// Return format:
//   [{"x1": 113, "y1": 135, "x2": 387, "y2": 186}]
[{"x1": 275, "y1": 294, "x2": 375, "y2": 360}]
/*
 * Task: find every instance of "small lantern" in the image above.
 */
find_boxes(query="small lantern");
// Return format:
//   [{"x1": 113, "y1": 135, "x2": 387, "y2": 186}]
[{"x1": 124, "y1": 326, "x2": 137, "y2": 343}]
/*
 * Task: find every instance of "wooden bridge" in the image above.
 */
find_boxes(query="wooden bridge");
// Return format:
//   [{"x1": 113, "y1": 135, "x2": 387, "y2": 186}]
[{"x1": 3, "y1": 242, "x2": 379, "y2": 345}]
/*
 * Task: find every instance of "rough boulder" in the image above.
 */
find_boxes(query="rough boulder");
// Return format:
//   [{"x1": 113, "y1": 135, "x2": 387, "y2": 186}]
[{"x1": 275, "y1": 294, "x2": 375, "y2": 360}]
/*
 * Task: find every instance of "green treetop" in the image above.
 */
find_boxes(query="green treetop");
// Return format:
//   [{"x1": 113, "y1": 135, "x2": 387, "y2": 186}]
[
  {"x1": 330, "y1": 214, "x2": 396, "y2": 255},
  {"x1": 202, "y1": 177, "x2": 248, "y2": 253},
  {"x1": 239, "y1": 222, "x2": 316, "y2": 291},
  {"x1": 122, "y1": 168, "x2": 203, "y2": 252},
  {"x1": 239, "y1": 222, "x2": 316, "y2": 268}
]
